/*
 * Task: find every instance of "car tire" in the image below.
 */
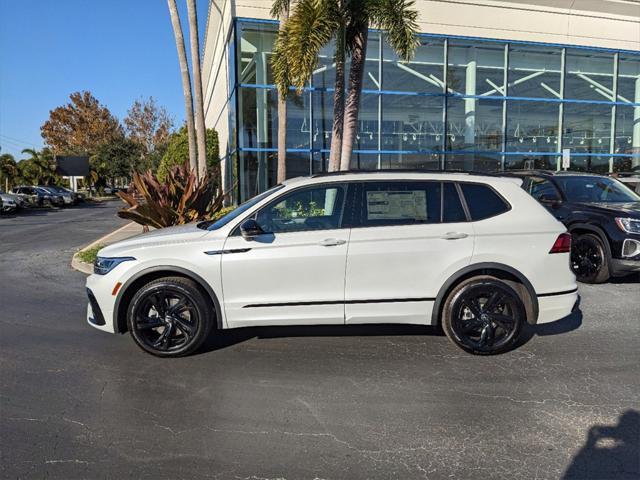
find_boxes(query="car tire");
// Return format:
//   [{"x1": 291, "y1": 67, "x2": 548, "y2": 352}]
[
  {"x1": 127, "y1": 276, "x2": 214, "y2": 357},
  {"x1": 442, "y1": 276, "x2": 525, "y2": 355},
  {"x1": 571, "y1": 233, "x2": 610, "y2": 284}
]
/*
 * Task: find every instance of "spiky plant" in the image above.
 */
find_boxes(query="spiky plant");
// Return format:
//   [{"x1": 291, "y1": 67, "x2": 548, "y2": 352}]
[{"x1": 116, "y1": 160, "x2": 226, "y2": 229}]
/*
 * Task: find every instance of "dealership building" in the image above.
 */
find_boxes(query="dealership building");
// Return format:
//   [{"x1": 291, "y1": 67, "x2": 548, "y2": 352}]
[{"x1": 202, "y1": 0, "x2": 640, "y2": 202}]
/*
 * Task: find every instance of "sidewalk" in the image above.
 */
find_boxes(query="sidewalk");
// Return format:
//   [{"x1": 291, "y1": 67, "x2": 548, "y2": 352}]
[{"x1": 71, "y1": 222, "x2": 147, "y2": 274}]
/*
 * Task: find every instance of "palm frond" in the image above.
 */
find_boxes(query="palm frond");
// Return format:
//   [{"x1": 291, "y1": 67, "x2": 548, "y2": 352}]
[
  {"x1": 368, "y1": 0, "x2": 419, "y2": 62},
  {"x1": 270, "y1": 0, "x2": 291, "y2": 18}
]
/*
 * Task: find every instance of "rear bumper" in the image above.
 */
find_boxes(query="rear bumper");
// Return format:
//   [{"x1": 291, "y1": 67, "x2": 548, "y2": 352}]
[{"x1": 537, "y1": 290, "x2": 579, "y2": 324}]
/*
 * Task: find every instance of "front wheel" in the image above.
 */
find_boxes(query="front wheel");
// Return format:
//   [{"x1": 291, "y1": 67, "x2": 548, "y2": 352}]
[
  {"x1": 442, "y1": 276, "x2": 525, "y2": 355},
  {"x1": 571, "y1": 233, "x2": 610, "y2": 284},
  {"x1": 127, "y1": 276, "x2": 214, "y2": 357}
]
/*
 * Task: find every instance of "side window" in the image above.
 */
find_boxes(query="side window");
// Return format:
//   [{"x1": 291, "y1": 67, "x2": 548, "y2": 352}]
[
  {"x1": 254, "y1": 184, "x2": 346, "y2": 233},
  {"x1": 357, "y1": 181, "x2": 441, "y2": 227},
  {"x1": 442, "y1": 182, "x2": 467, "y2": 223},
  {"x1": 460, "y1": 183, "x2": 510, "y2": 221},
  {"x1": 527, "y1": 176, "x2": 561, "y2": 202}
]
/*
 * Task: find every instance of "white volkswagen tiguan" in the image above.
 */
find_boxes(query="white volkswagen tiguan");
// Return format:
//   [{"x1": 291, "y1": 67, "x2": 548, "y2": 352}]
[{"x1": 86, "y1": 172, "x2": 578, "y2": 357}]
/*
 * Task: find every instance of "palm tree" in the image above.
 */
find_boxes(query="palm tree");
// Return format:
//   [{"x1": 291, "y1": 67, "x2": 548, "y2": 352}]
[
  {"x1": 20, "y1": 148, "x2": 57, "y2": 185},
  {"x1": 186, "y1": 0, "x2": 208, "y2": 178},
  {"x1": 0, "y1": 153, "x2": 18, "y2": 191},
  {"x1": 271, "y1": 0, "x2": 293, "y2": 182},
  {"x1": 272, "y1": 0, "x2": 418, "y2": 171},
  {"x1": 272, "y1": 0, "x2": 344, "y2": 171},
  {"x1": 167, "y1": 0, "x2": 198, "y2": 175}
]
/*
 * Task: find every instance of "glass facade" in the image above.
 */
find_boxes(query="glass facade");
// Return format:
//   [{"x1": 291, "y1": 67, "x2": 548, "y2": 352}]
[{"x1": 226, "y1": 19, "x2": 640, "y2": 201}]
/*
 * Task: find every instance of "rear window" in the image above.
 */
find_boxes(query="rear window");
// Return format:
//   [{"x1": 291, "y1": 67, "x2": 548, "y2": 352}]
[{"x1": 460, "y1": 183, "x2": 510, "y2": 220}]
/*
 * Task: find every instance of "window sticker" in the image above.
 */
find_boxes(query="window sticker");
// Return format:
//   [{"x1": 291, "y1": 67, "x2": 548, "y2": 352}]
[{"x1": 366, "y1": 190, "x2": 427, "y2": 221}]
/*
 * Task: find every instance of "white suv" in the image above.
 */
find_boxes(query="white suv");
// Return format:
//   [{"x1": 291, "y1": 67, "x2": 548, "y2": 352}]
[{"x1": 86, "y1": 172, "x2": 578, "y2": 357}]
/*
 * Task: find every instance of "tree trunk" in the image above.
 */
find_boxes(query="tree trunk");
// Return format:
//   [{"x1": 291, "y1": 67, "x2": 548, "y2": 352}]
[
  {"x1": 276, "y1": 6, "x2": 289, "y2": 183},
  {"x1": 167, "y1": 0, "x2": 198, "y2": 174},
  {"x1": 340, "y1": 26, "x2": 368, "y2": 171},
  {"x1": 186, "y1": 0, "x2": 208, "y2": 179},
  {"x1": 328, "y1": 23, "x2": 346, "y2": 172}
]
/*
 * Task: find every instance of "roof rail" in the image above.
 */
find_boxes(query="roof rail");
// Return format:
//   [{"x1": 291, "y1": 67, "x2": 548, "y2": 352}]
[{"x1": 310, "y1": 168, "x2": 509, "y2": 178}]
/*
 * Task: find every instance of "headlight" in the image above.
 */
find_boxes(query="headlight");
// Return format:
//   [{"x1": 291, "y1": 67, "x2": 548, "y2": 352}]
[
  {"x1": 615, "y1": 217, "x2": 640, "y2": 234},
  {"x1": 94, "y1": 256, "x2": 135, "y2": 275}
]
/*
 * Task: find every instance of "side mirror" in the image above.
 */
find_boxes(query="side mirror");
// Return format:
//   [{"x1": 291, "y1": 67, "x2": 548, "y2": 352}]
[{"x1": 240, "y1": 219, "x2": 264, "y2": 239}]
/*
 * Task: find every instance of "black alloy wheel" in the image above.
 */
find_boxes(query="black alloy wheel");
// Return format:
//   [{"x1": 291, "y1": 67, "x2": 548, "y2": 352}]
[
  {"x1": 442, "y1": 277, "x2": 525, "y2": 355},
  {"x1": 127, "y1": 277, "x2": 213, "y2": 357},
  {"x1": 571, "y1": 233, "x2": 610, "y2": 284}
]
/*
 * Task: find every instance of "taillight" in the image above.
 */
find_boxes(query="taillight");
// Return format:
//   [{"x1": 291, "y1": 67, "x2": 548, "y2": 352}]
[{"x1": 549, "y1": 233, "x2": 572, "y2": 254}]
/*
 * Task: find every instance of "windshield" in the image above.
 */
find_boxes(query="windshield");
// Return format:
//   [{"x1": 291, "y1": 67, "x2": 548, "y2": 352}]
[
  {"x1": 557, "y1": 176, "x2": 640, "y2": 203},
  {"x1": 197, "y1": 185, "x2": 285, "y2": 231}
]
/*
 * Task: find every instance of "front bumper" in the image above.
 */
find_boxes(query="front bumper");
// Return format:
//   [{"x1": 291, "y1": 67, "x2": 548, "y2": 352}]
[
  {"x1": 610, "y1": 258, "x2": 640, "y2": 276},
  {"x1": 85, "y1": 273, "x2": 120, "y2": 333}
]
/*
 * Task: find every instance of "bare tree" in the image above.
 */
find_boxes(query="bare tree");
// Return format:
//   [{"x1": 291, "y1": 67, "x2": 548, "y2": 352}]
[
  {"x1": 167, "y1": 0, "x2": 197, "y2": 174},
  {"x1": 186, "y1": 0, "x2": 208, "y2": 178}
]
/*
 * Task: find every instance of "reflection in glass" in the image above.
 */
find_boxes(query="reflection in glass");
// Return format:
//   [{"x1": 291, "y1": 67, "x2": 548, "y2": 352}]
[
  {"x1": 563, "y1": 103, "x2": 613, "y2": 154},
  {"x1": 445, "y1": 154, "x2": 501, "y2": 172},
  {"x1": 383, "y1": 38, "x2": 444, "y2": 93},
  {"x1": 617, "y1": 55, "x2": 640, "y2": 105},
  {"x1": 565, "y1": 49, "x2": 614, "y2": 101},
  {"x1": 381, "y1": 94, "x2": 444, "y2": 151},
  {"x1": 508, "y1": 45, "x2": 561, "y2": 98},
  {"x1": 506, "y1": 100, "x2": 559, "y2": 152},
  {"x1": 448, "y1": 41, "x2": 505, "y2": 97}
]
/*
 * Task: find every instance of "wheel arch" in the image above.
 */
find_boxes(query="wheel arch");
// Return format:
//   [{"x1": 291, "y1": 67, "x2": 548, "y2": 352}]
[
  {"x1": 113, "y1": 266, "x2": 223, "y2": 334},
  {"x1": 431, "y1": 263, "x2": 539, "y2": 326},
  {"x1": 567, "y1": 223, "x2": 612, "y2": 259}
]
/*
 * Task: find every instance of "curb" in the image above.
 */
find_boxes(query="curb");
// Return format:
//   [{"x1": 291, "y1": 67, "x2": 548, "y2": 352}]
[{"x1": 71, "y1": 222, "x2": 139, "y2": 275}]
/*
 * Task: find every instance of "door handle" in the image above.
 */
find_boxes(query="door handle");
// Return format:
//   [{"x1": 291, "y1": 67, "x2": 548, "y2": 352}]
[
  {"x1": 441, "y1": 232, "x2": 468, "y2": 240},
  {"x1": 318, "y1": 238, "x2": 347, "y2": 247}
]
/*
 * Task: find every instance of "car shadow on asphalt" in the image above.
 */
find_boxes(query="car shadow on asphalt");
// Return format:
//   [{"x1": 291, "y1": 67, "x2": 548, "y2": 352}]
[
  {"x1": 515, "y1": 309, "x2": 583, "y2": 349},
  {"x1": 562, "y1": 409, "x2": 639, "y2": 479},
  {"x1": 608, "y1": 273, "x2": 640, "y2": 284},
  {"x1": 199, "y1": 324, "x2": 444, "y2": 354}
]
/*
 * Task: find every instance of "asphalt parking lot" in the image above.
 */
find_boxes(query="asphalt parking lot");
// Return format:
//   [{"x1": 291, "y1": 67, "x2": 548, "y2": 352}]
[{"x1": 1, "y1": 203, "x2": 638, "y2": 480}]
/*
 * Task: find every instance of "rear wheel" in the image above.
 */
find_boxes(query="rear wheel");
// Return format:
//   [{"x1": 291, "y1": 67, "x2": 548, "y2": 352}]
[
  {"x1": 127, "y1": 276, "x2": 214, "y2": 357},
  {"x1": 442, "y1": 276, "x2": 525, "y2": 355},
  {"x1": 571, "y1": 233, "x2": 610, "y2": 284}
]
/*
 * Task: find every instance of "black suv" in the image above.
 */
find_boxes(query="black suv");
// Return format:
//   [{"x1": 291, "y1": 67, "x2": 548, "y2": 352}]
[{"x1": 507, "y1": 171, "x2": 640, "y2": 283}]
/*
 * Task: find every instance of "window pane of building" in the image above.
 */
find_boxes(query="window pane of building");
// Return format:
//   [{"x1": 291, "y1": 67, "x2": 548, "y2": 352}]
[
  {"x1": 381, "y1": 94, "x2": 444, "y2": 152},
  {"x1": 350, "y1": 151, "x2": 379, "y2": 170},
  {"x1": 238, "y1": 150, "x2": 274, "y2": 202},
  {"x1": 238, "y1": 23, "x2": 276, "y2": 85},
  {"x1": 615, "y1": 105, "x2": 640, "y2": 172},
  {"x1": 312, "y1": 90, "x2": 334, "y2": 151},
  {"x1": 353, "y1": 93, "x2": 379, "y2": 151},
  {"x1": 508, "y1": 45, "x2": 562, "y2": 98},
  {"x1": 380, "y1": 153, "x2": 441, "y2": 170},
  {"x1": 313, "y1": 39, "x2": 337, "y2": 89},
  {"x1": 445, "y1": 153, "x2": 502, "y2": 172},
  {"x1": 446, "y1": 97, "x2": 503, "y2": 151},
  {"x1": 565, "y1": 49, "x2": 615, "y2": 101},
  {"x1": 506, "y1": 100, "x2": 559, "y2": 152},
  {"x1": 563, "y1": 102, "x2": 613, "y2": 154},
  {"x1": 238, "y1": 87, "x2": 275, "y2": 149},
  {"x1": 617, "y1": 54, "x2": 640, "y2": 104},
  {"x1": 503, "y1": 154, "x2": 558, "y2": 170},
  {"x1": 448, "y1": 41, "x2": 505, "y2": 97},
  {"x1": 382, "y1": 38, "x2": 444, "y2": 93}
]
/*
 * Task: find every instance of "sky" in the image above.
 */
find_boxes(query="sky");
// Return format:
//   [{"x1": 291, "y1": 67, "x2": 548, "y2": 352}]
[{"x1": 0, "y1": 0, "x2": 210, "y2": 159}]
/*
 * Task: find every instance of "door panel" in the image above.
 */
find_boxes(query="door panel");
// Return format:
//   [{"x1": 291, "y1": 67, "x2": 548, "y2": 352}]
[
  {"x1": 221, "y1": 183, "x2": 351, "y2": 328},
  {"x1": 344, "y1": 181, "x2": 475, "y2": 325}
]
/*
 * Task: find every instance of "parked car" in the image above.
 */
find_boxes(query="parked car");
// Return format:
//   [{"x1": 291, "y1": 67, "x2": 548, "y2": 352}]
[
  {"x1": 508, "y1": 170, "x2": 640, "y2": 283},
  {"x1": 40, "y1": 185, "x2": 75, "y2": 205},
  {"x1": 86, "y1": 171, "x2": 578, "y2": 357},
  {"x1": 34, "y1": 187, "x2": 64, "y2": 207},
  {"x1": 12, "y1": 186, "x2": 54, "y2": 207},
  {"x1": 0, "y1": 189, "x2": 24, "y2": 212}
]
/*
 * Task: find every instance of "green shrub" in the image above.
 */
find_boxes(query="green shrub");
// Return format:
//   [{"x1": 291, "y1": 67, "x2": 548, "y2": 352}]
[{"x1": 77, "y1": 244, "x2": 103, "y2": 264}]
